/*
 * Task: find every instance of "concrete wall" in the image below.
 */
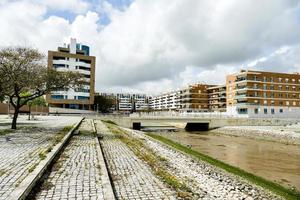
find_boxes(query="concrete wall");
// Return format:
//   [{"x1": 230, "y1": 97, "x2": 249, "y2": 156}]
[
  {"x1": 0, "y1": 103, "x2": 49, "y2": 114},
  {"x1": 49, "y1": 107, "x2": 95, "y2": 114},
  {"x1": 227, "y1": 105, "x2": 300, "y2": 118}
]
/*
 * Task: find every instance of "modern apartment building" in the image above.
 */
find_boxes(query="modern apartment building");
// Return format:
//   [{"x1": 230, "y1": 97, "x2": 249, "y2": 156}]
[
  {"x1": 207, "y1": 85, "x2": 227, "y2": 112},
  {"x1": 179, "y1": 83, "x2": 213, "y2": 112},
  {"x1": 150, "y1": 91, "x2": 180, "y2": 110},
  {"x1": 150, "y1": 83, "x2": 226, "y2": 112},
  {"x1": 100, "y1": 93, "x2": 149, "y2": 112},
  {"x1": 46, "y1": 38, "x2": 95, "y2": 111},
  {"x1": 226, "y1": 70, "x2": 300, "y2": 117}
]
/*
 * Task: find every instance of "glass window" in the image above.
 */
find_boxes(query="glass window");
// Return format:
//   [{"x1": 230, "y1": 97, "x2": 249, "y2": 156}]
[
  {"x1": 264, "y1": 108, "x2": 268, "y2": 114},
  {"x1": 254, "y1": 108, "x2": 259, "y2": 114},
  {"x1": 279, "y1": 108, "x2": 283, "y2": 113},
  {"x1": 271, "y1": 108, "x2": 275, "y2": 114}
]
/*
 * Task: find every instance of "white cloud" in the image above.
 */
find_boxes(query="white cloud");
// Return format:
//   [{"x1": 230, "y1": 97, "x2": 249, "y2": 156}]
[
  {"x1": 36, "y1": 0, "x2": 91, "y2": 14},
  {"x1": 0, "y1": 0, "x2": 300, "y2": 95}
]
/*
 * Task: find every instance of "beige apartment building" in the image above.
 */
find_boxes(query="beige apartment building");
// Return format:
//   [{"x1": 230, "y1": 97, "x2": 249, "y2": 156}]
[
  {"x1": 46, "y1": 38, "x2": 95, "y2": 112},
  {"x1": 207, "y1": 85, "x2": 226, "y2": 112},
  {"x1": 226, "y1": 70, "x2": 300, "y2": 117},
  {"x1": 179, "y1": 84, "x2": 213, "y2": 112}
]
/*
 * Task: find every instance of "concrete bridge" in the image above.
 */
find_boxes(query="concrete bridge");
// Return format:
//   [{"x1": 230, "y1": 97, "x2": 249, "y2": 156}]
[{"x1": 105, "y1": 116, "x2": 297, "y2": 131}]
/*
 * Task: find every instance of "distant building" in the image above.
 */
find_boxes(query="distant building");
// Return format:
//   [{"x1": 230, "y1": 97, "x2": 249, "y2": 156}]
[
  {"x1": 46, "y1": 38, "x2": 95, "y2": 112},
  {"x1": 149, "y1": 91, "x2": 180, "y2": 110},
  {"x1": 149, "y1": 83, "x2": 226, "y2": 112},
  {"x1": 226, "y1": 70, "x2": 300, "y2": 117},
  {"x1": 100, "y1": 93, "x2": 150, "y2": 112}
]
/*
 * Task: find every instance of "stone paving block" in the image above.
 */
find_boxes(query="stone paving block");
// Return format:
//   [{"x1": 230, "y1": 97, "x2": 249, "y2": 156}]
[{"x1": 95, "y1": 121, "x2": 177, "y2": 200}]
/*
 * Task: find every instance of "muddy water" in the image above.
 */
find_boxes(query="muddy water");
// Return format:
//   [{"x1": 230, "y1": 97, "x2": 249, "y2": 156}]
[{"x1": 157, "y1": 131, "x2": 300, "y2": 191}]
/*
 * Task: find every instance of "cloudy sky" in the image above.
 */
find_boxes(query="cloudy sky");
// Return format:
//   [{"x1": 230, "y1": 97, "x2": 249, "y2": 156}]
[{"x1": 1, "y1": 0, "x2": 300, "y2": 95}]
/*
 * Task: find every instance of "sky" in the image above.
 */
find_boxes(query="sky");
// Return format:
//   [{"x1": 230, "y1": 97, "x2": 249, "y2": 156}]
[{"x1": 1, "y1": 0, "x2": 300, "y2": 95}]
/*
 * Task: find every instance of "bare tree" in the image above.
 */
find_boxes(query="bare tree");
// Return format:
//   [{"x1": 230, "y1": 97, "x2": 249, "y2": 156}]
[{"x1": 0, "y1": 47, "x2": 82, "y2": 129}]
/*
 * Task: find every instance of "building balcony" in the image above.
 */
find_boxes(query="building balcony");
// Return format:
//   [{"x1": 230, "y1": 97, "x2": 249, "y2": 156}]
[{"x1": 234, "y1": 94, "x2": 247, "y2": 99}]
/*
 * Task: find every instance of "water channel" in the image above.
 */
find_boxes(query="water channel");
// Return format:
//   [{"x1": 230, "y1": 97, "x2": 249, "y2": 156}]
[{"x1": 152, "y1": 130, "x2": 300, "y2": 191}]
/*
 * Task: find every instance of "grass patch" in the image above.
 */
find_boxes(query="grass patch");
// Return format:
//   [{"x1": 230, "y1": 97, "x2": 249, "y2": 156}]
[
  {"x1": 0, "y1": 170, "x2": 6, "y2": 176},
  {"x1": 104, "y1": 123, "x2": 193, "y2": 198},
  {"x1": 38, "y1": 151, "x2": 47, "y2": 160},
  {"x1": 28, "y1": 163, "x2": 38, "y2": 173},
  {"x1": 147, "y1": 133, "x2": 300, "y2": 200},
  {"x1": 101, "y1": 120, "x2": 117, "y2": 125},
  {"x1": 0, "y1": 129, "x2": 13, "y2": 136}
]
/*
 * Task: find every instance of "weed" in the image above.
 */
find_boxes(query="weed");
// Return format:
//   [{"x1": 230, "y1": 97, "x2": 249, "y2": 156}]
[
  {"x1": 28, "y1": 163, "x2": 38, "y2": 173},
  {"x1": 0, "y1": 170, "x2": 6, "y2": 176},
  {"x1": 39, "y1": 151, "x2": 47, "y2": 160}
]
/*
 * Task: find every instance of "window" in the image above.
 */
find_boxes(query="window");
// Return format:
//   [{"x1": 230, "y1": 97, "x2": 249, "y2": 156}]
[
  {"x1": 270, "y1": 85, "x2": 274, "y2": 90},
  {"x1": 285, "y1": 78, "x2": 289, "y2": 83},
  {"x1": 264, "y1": 108, "x2": 268, "y2": 114},
  {"x1": 263, "y1": 92, "x2": 267, "y2": 98},
  {"x1": 254, "y1": 108, "x2": 259, "y2": 114},
  {"x1": 254, "y1": 84, "x2": 258, "y2": 89},
  {"x1": 271, "y1": 108, "x2": 275, "y2": 114},
  {"x1": 293, "y1": 101, "x2": 296, "y2": 106},
  {"x1": 279, "y1": 85, "x2": 282, "y2": 90},
  {"x1": 280, "y1": 108, "x2": 283, "y2": 113},
  {"x1": 279, "y1": 78, "x2": 282, "y2": 82},
  {"x1": 263, "y1": 76, "x2": 267, "y2": 82},
  {"x1": 279, "y1": 101, "x2": 283, "y2": 106},
  {"x1": 286, "y1": 101, "x2": 290, "y2": 106},
  {"x1": 238, "y1": 108, "x2": 248, "y2": 114},
  {"x1": 270, "y1": 77, "x2": 274, "y2": 82},
  {"x1": 270, "y1": 93, "x2": 274, "y2": 98},
  {"x1": 264, "y1": 100, "x2": 267, "y2": 105},
  {"x1": 278, "y1": 93, "x2": 283, "y2": 98},
  {"x1": 51, "y1": 95, "x2": 64, "y2": 99},
  {"x1": 254, "y1": 76, "x2": 258, "y2": 81},
  {"x1": 271, "y1": 100, "x2": 275, "y2": 105},
  {"x1": 263, "y1": 84, "x2": 267, "y2": 90},
  {"x1": 254, "y1": 92, "x2": 258, "y2": 97},
  {"x1": 286, "y1": 86, "x2": 289, "y2": 90}
]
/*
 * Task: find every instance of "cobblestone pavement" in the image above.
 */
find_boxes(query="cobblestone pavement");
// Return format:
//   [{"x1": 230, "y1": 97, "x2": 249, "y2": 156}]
[
  {"x1": 125, "y1": 128, "x2": 282, "y2": 200},
  {"x1": 35, "y1": 119, "x2": 107, "y2": 200},
  {"x1": 95, "y1": 121, "x2": 177, "y2": 200},
  {"x1": 0, "y1": 128, "x2": 60, "y2": 200}
]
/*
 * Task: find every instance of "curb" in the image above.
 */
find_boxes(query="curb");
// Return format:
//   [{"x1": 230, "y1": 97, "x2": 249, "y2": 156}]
[
  {"x1": 92, "y1": 120, "x2": 116, "y2": 200},
  {"x1": 8, "y1": 118, "x2": 84, "y2": 200}
]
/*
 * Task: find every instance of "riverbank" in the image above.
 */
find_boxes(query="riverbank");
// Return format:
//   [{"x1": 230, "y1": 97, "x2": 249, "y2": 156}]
[
  {"x1": 146, "y1": 132, "x2": 300, "y2": 200},
  {"x1": 214, "y1": 124, "x2": 300, "y2": 145},
  {"x1": 112, "y1": 125, "x2": 291, "y2": 199}
]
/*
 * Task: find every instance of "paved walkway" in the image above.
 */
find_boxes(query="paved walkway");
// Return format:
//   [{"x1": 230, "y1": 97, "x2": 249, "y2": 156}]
[
  {"x1": 0, "y1": 128, "x2": 59, "y2": 200},
  {"x1": 95, "y1": 120, "x2": 176, "y2": 200},
  {"x1": 35, "y1": 119, "x2": 111, "y2": 200}
]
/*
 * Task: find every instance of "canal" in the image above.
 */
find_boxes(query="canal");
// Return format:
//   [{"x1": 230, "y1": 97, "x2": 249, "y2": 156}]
[{"x1": 152, "y1": 130, "x2": 300, "y2": 191}]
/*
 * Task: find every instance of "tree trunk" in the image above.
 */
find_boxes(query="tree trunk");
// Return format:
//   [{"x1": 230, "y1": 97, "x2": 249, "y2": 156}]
[{"x1": 11, "y1": 107, "x2": 19, "y2": 129}]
